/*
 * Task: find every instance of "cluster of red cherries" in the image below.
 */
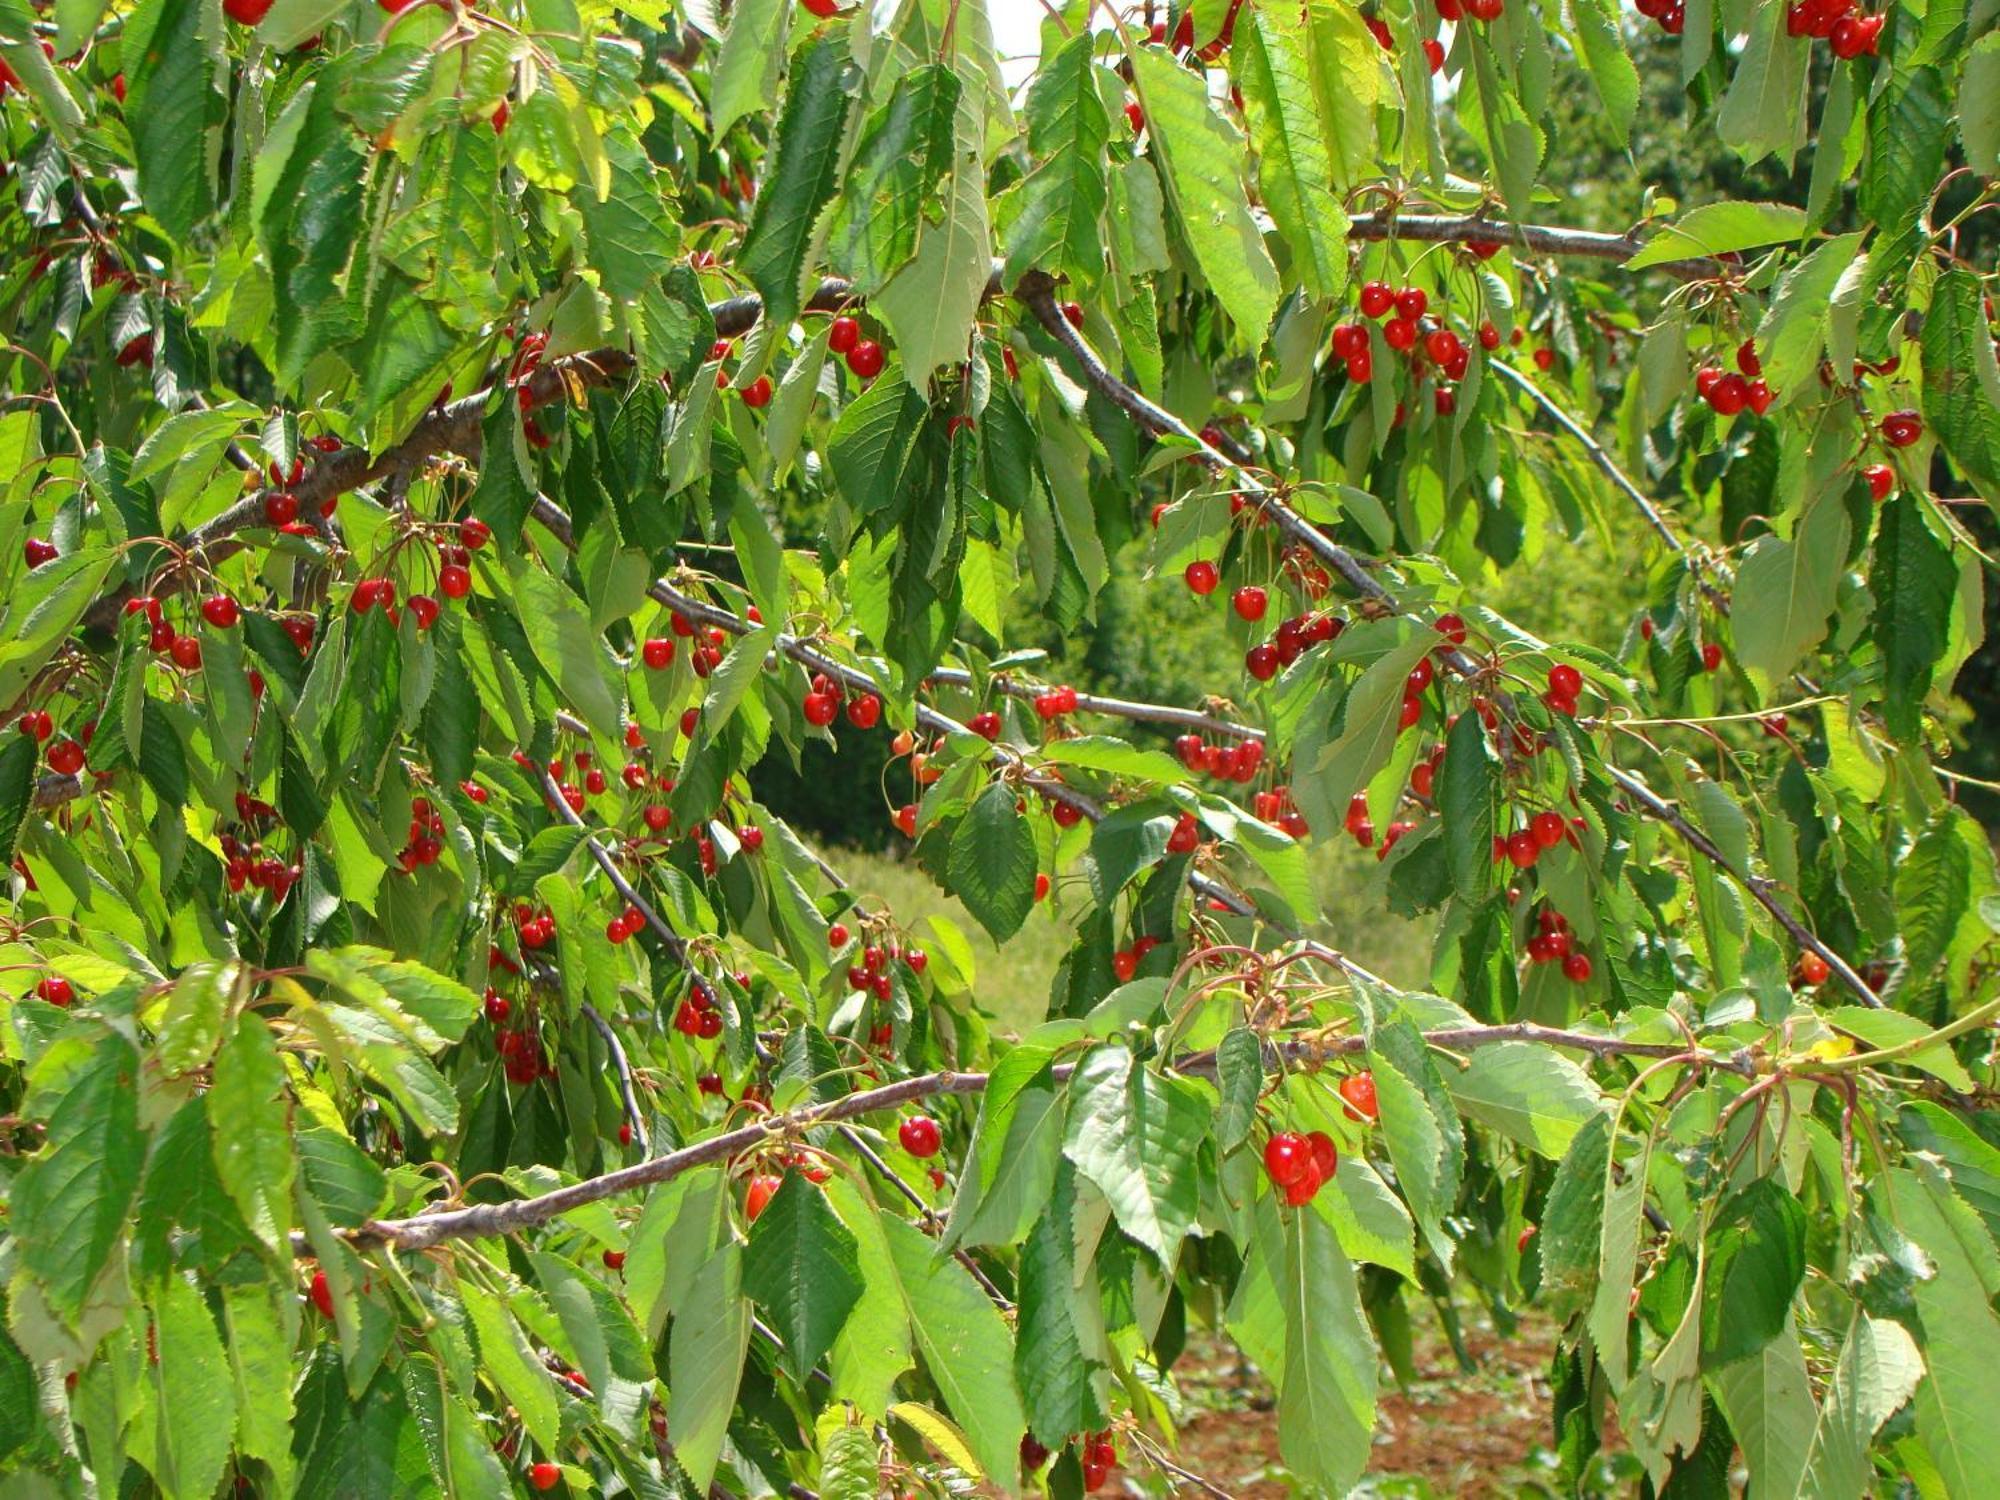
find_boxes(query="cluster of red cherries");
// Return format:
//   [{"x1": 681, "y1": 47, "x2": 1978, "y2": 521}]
[
  {"x1": 395, "y1": 795, "x2": 449, "y2": 872},
  {"x1": 826, "y1": 315, "x2": 885, "y2": 380},
  {"x1": 1330, "y1": 282, "x2": 1497, "y2": 414},
  {"x1": 1019, "y1": 1430, "x2": 1121, "y2": 1492},
  {"x1": 15, "y1": 707, "x2": 87, "y2": 779},
  {"x1": 1693, "y1": 340, "x2": 1777, "y2": 417},
  {"x1": 1786, "y1": 0, "x2": 1885, "y2": 55},
  {"x1": 801, "y1": 670, "x2": 884, "y2": 730},
  {"x1": 1182, "y1": 567, "x2": 1347, "y2": 683},
  {"x1": 1631, "y1": 0, "x2": 1688, "y2": 35},
  {"x1": 1523, "y1": 907, "x2": 1593, "y2": 983},
  {"x1": 1262, "y1": 1128, "x2": 1340, "y2": 1206},
  {"x1": 842, "y1": 930, "x2": 927, "y2": 1002},
  {"x1": 1343, "y1": 793, "x2": 1418, "y2": 857}
]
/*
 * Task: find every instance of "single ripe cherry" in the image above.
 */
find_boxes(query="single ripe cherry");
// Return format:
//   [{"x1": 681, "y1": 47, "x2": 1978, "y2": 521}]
[
  {"x1": 528, "y1": 1461, "x2": 561, "y2": 1491},
  {"x1": 1358, "y1": 281, "x2": 1394, "y2": 318},
  {"x1": 169, "y1": 635, "x2": 203, "y2": 670},
  {"x1": 1231, "y1": 585, "x2": 1268, "y2": 622},
  {"x1": 846, "y1": 340, "x2": 885, "y2": 380},
  {"x1": 200, "y1": 595, "x2": 240, "y2": 629},
  {"x1": 1505, "y1": 830, "x2": 1541, "y2": 869},
  {"x1": 1185, "y1": 560, "x2": 1220, "y2": 596},
  {"x1": 1548, "y1": 663, "x2": 1582, "y2": 699},
  {"x1": 642, "y1": 637, "x2": 675, "y2": 670},
  {"x1": 1338, "y1": 1071, "x2": 1379, "y2": 1121},
  {"x1": 1561, "y1": 952, "x2": 1593, "y2": 983},
  {"x1": 308, "y1": 1269, "x2": 334, "y2": 1319},
  {"x1": 48, "y1": 739, "x2": 85, "y2": 775},
  {"x1": 1795, "y1": 951, "x2": 1832, "y2": 986},
  {"x1": 745, "y1": 1174, "x2": 782, "y2": 1221},
  {"x1": 1530, "y1": 810, "x2": 1566, "y2": 848},
  {"x1": 1862, "y1": 464, "x2": 1895, "y2": 502},
  {"x1": 898, "y1": 1115, "x2": 942, "y2": 1158},
  {"x1": 35, "y1": 976, "x2": 74, "y2": 1007},
  {"x1": 1306, "y1": 1130, "x2": 1338, "y2": 1180},
  {"x1": 828, "y1": 315, "x2": 860, "y2": 353},
  {"x1": 1701, "y1": 642, "x2": 1723, "y2": 672},
  {"x1": 740, "y1": 374, "x2": 773, "y2": 408},
  {"x1": 407, "y1": 594, "x2": 439, "y2": 629},
  {"x1": 439, "y1": 564, "x2": 471, "y2": 599},
  {"x1": 602, "y1": 1249, "x2": 626, "y2": 1270},
  {"x1": 1881, "y1": 410, "x2": 1922, "y2": 447},
  {"x1": 1262, "y1": 1131, "x2": 1314, "y2": 1187},
  {"x1": 845, "y1": 693, "x2": 881, "y2": 729},
  {"x1": 803, "y1": 692, "x2": 838, "y2": 727}
]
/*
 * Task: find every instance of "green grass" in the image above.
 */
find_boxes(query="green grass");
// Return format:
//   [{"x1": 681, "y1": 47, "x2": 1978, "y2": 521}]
[{"x1": 828, "y1": 837, "x2": 1437, "y2": 1040}]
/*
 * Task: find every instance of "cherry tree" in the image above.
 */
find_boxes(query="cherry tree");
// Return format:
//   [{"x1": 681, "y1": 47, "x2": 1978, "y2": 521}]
[{"x1": 1, "y1": 0, "x2": 1997, "y2": 1494}]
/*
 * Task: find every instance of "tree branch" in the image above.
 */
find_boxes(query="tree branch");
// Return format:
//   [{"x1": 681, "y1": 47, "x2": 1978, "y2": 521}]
[{"x1": 355, "y1": 1021, "x2": 1745, "y2": 1251}]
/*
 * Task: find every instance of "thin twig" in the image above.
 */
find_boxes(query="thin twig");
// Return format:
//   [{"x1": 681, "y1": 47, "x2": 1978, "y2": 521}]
[{"x1": 582, "y1": 1002, "x2": 647, "y2": 1145}]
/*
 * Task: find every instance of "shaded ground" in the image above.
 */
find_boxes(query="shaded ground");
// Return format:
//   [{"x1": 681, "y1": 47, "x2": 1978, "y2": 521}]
[{"x1": 1164, "y1": 1313, "x2": 1566, "y2": 1498}]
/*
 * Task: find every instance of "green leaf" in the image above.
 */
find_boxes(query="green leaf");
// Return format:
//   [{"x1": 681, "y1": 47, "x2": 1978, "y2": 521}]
[
  {"x1": 739, "y1": 36, "x2": 850, "y2": 328},
  {"x1": 1214, "y1": 1027, "x2": 1264, "y2": 1152},
  {"x1": 12, "y1": 1032, "x2": 144, "y2": 1322},
  {"x1": 1238, "y1": 6, "x2": 1350, "y2": 304},
  {"x1": 149, "y1": 1271, "x2": 237, "y2": 1500},
  {"x1": 1001, "y1": 33, "x2": 1110, "y2": 288},
  {"x1": 668, "y1": 1240, "x2": 751, "y2": 1491},
  {"x1": 1437, "y1": 709, "x2": 1497, "y2": 904},
  {"x1": 1712, "y1": 7, "x2": 1808, "y2": 168},
  {"x1": 743, "y1": 1175, "x2": 864, "y2": 1386},
  {"x1": 573, "y1": 130, "x2": 679, "y2": 299},
  {"x1": 873, "y1": 62, "x2": 995, "y2": 380},
  {"x1": 1894, "y1": 811, "x2": 1973, "y2": 986},
  {"x1": 1920, "y1": 268, "x2": 2000, "y2": 504},
  {"x1": 1753, "y1": 233, "x2": 1866, "y2": 399},
  {"x1": 1061, "y1": 1043, "x2": 1211, "y2": 1266},
  {"x1": 1572, "y1": 0, "x2": 1639, "y2": 147},
  {"x1": 1798, "y1": 1313, "x2": 1925, "y2": 1499},
  {"x1": 948, "y1": 783, "x2": 1038, "y2": 942},
  {"x1": 1889, "y1": 1165, "x2": 2000, "y2": 1495},
  {"x1": 528, "y1": 1251, "x2": 653, "y2": 1400},
  {"x1": 817, "y1": 1417, "x2": 879, "y2": 1500},
  {"x1": 1828, "y1": 1007, "x2": 1973, "y2": 1092},
  {"x1": 878, "y1": 1211, "x2": 1026, "y2": 1483},
  {"x1": 1276, "y1": 1204, "x2": 1378, "y2": 1493},
  {"x1": 1369, "y1": 1020, "x2": 1464, "y2": 1271},
  {"x1": 824, "y1": 1177, "x2": 914, "y2": 1420},
  {"x1": 1964, "y1": 34, "x2": 2000, "y2": 176},
  {"x1": 0, "y1": 547, "x2": 117, "y2": 709},
  {"x1": 0, "y1": 735, "x2": 36, "y2": 867},
  {"x1": 825, "y1": 65, "x2": 961, "y2": 293},
  {"x1": 208, "y1": 1013, "x2": 295, "y2": 1255},
  {"x1": 122, "y1": 0, "x2": 226, "y2": 240},
  {"x1": 1702, "y1": 1179, "x2": 1806, "y2": 1366},
  {"x1": 1312, "y1": 632, "x2": 1433, "y2": 817},
  {"x1": 828, "y1": 371, "x2": 931, "y2": 515},
  {"x1": 1708, "y1": 1316, "x2": 1815, "y2": 1499},
  {"x1": 709, "y1": 0, "x2": 789, "y2": 138},
  {"x1": 503, "y1": 553, "x2": 625, "y2": 741},
  {"x1": 1015, "y1": 1184, "x2": 1098, "y2": 1445},
  {"x1": 1859, "y1": 66, "x2": 1949, "y2": 234},
  {"x1": 1447, "y1": 1042, "x2": 1604, "y2": 1158},
  {"x1": 1731, "y1": 487, "x2": 1850, "y2": 693},
  {"x1": 1627, "y1": 201, "x2": 1807, "y2": 269},
  {"x1": 1868, "y1": 494, "x2": 1957, "y2": 743},
  {"x1": 461, "y1": 1280, "x2": 560, "y2": 1456},
  {"x1": 1131, "y1": 48, "x2": 1280, "y2": 347},
  {"x1": 221, "y1": 1283, "x2": 297, "y2": 1492},
  {"x1": 1299, "y1": 0, "x2": 1380, "y2": 187}
]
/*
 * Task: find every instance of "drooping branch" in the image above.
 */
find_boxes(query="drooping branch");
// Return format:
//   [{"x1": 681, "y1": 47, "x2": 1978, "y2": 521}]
[
  {"x1": 356, "y1": 1021, "x2": 1746, "y2": 1252},
  {"x1": 1345, "y1": 210, "x2": 1716, "y2": 279}
]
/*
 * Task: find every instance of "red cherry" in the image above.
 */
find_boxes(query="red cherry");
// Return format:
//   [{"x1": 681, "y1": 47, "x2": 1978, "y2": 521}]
[
  {"x1": 1701, "y1": 642, "x2": 1723, "y2": 672},
  {"x1": 1338, "y1": 1071, "x2": 1379, "y2": 1121},
  {"x1": 845, "y1": 340, "x2": 885, "y2": 379},
  {"x1": 968, "y1": 710, "x2": 1001, "y2": 741},
  {"x1": 484, "y1": 990, "x2": 511, "y2": 1023},
  {"x1": 1346, "y1": 348, "x2": 1373, "y2": 382},
  {"x1": 1547, "y1": 663, "x2": 1582, "y2": 699},
  {"x1": 1231, "y1": 585, "x2": 1268, "y2": 621},
  {"x1": 223, "y1": 0, "x2": 272, "y2": 20},
  {"x1": 35, "y1": 976, "x2": 74, "y2": 1007},
  {"x1": 407, "y1": 594, "x2": 439, "y2": 629},
  {"x1": 1394, "y1": 288, "x2": 1428, "y2": 321},
  {"x1": 828, "y1": 923, "x2": 851, "y2": 947},
  {"x1": 1245, "y1": 644, "x2": 1280, "y2": 681},
  {"x1": 1263, "y1": 1132, "x2": 1313, "y2": 1186},
  {"x1": 1383, "y1": 316, "x2": 1417, "y2": 351},
  {"x1": 803, "y1": 692, "x2": 838, "y2": 727},
  {"x1": 738, "y1": 824, "x2": 764, "y2": 852},
  {"x1": 1531, "y1": 811, "x2": 1565, "y2": 848},
  {"x1": 47, "y1": 738, "x2": 85, "y2": 775},
  {"x1": 898, "y1": 1115, "x2": 942, "y2": 1158},
  {"x1": 1306, "y1": 1130, "x2": 1338, "y2": 1180},
  {"x1": 1505, "y1": 830, "x2": 1541, "y2": 869},
  {"x1": 1166, "y1": 812, "x2": 1199, "y2": 854},
  {"x1": 1478, "y1": 321, "x2": 1501, "y2": 351},
  {"x1": 24, "y1": 537, "x2": 58, "y2": 568},
  {"x1": 1034, "y1": 872, "x2": 1051, "y2": 902},
  {"x1": 528, "y1": 1461, "x2": 560, "y2": 1491},
  {"x1": 1862, "y1": 464, "x2": 1895, "y2": 501},
  {"x1": 740, "y1": 375, "x2": 773, "y2": 408},
  {"x1": 845, "y1": 693, "x2": 881, "y2": 729},
  {"x1": 169, "y1": 635, "x2": 203, "y2": 670},
  {"x1": 1424, "y1": 328, "x2": 1463, "y2": 366},
  {"x1": 801, "y1": 0, "x2": 842, "y2": 15},
  {"x1": 1881, "y1": 410, "x2": 1922, "y2": 447},
  {"x1": 828, "y1": 316, "x2": 860, "y2": 353},
  {"x1": 1531, "y1": 346, "x2": 1554, "y2": 371},
  {"x1": 1358, "y1": 281, "x2": 1394, "y2": 318},
  {"x1": 602, "y1": 1249, "x2": 626, "y2": 1270},
  {"x1": 264, "y1": 491, "x2": 299, "y2": 526},
  {"x1": 1561, "y1": 952, "x2": 1593, "y2": 983},
  {"x1": 642, "y1": 637, "x2": 675, "y2": 670},
  {"x1": 308, "y1": 1270, "x2": 334, "y2": 1319},
  {"x1": 1421, "y1": 37, "x2": 1444, "y2": 70},
  {"x1": 458, "y1": 517, "x2": 490, "y2": 550},
  {"x1": 1185, "y1": 560, "x2": 1219, "y2": 596}
]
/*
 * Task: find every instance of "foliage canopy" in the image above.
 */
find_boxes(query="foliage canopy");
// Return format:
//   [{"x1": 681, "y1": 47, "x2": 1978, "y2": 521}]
[{"x1": 1, "y1": 0, "x2": 1999, "y2": 1494}]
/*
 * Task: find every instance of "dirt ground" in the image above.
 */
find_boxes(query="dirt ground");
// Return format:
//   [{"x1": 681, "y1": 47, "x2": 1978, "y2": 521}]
[{"x1": 1163, "y1": 1312, "x2": 1565, "y2": 1498}]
